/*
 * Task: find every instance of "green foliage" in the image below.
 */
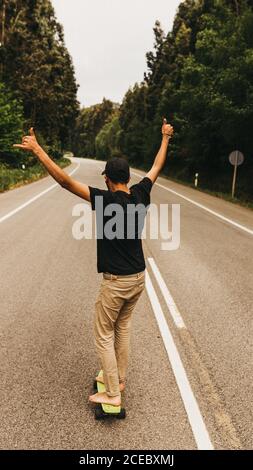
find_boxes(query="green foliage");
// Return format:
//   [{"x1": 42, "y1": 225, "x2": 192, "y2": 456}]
[
  {"x1": 0, "y1": 157, "x2": 70, "y2": 192},
  {"x1": 73, "y1": 99, "x2": 117, "y2": 157},
  {"x1": 0, "y1": 0, "x2": 79, "y2": 162},
  {"x1": 2, "y1": 0, "x2": 252, "y2": 201},
  {"x1": 95, "y1": 115, "x2": 122, "y2": 160},
  {"x1": 0, "y1": 81, "x2": 24, "y2": 166},
  {"x1": 168, "y1": 1, "x2": 253, "y2": 192},
  {"x1": 114, "y1": 0, "x2": 253, "y2": 201}
]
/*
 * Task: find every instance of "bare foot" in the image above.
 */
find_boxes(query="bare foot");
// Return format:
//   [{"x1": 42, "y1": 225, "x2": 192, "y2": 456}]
[
  {"x1": 89, "y1": 392, "x2": 121, "y2": 406},
  {"x1": 96, "y1": 373, "x2": 126, "y2": 392}
]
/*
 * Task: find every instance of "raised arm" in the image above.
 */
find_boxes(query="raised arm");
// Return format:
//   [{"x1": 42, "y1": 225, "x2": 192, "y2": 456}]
[
  {"x1": 146, "y1": 118, "x2": 174, "y2": 184},
  {"x1": 13, "y1": 128, "x2": 90, "y2": 201}
]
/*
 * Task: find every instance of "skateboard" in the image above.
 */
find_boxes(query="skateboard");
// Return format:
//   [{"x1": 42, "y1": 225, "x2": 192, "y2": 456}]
[{"x1": 93, "y1": 370, "x2": 126, "y2": 420}]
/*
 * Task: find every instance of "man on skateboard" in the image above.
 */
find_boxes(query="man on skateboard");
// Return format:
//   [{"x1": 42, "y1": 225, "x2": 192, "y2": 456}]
[{"x1": 14, "y1": 119, "x2": 173, "y2": 408}]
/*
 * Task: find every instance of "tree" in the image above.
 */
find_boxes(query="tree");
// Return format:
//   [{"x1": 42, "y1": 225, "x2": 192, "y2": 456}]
[
  {"x1": 0, "y1": 81, "x2": 24, "y2": 166},
  {"x1": 95, "y1": 115, "x2": 122, "y2": 160},
  {"x1": 0, "y1": 0, "x2": 79, "y2": 155},
  {"x1": 73, "y1": 99, "x2": 116, "y2": 157},
  {"x1": 116, "y1": 0, "x2": 253, "y2": 200}
]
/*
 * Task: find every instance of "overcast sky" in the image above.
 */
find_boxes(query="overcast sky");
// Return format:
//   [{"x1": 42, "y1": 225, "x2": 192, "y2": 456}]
[{"x1": 52, "y1": 0, "x2": 181, "y2": 107}]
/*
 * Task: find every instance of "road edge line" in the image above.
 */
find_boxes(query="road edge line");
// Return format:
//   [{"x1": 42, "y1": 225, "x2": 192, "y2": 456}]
[
  {"x1": 131, "y1": 170, "x2": 253, "y2": 236},
  {"x1": 0, "y1": 163, "x2": 80, "y2": 224}
]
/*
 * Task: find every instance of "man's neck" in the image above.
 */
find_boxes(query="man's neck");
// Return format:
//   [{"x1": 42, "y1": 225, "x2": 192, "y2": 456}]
[{"x1": 110, "y1": 183, "x2": 130, "y2": 194}]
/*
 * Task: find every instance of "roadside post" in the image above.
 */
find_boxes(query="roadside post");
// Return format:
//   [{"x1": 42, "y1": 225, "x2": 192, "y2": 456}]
[{"x1": 229, "y1": 150, "x2": 244, "y2": 198}]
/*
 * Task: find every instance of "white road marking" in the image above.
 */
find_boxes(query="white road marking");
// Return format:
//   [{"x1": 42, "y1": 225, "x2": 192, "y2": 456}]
[
  {"x1": 131, "y1": 170, "x2": 253, "y2": 236},
  {"x1": 148, "y1": 257, "x2": 186, "y2": 329},
  {"x1": 145, "y1": 270, "x2": 214, "y2": 450},
  {"x1": 0, "y1": 163, "x2": 80, "y2": 224}
]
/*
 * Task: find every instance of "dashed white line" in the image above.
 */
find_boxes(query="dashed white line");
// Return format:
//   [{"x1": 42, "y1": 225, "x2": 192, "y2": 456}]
[
  {"x1": 131, "y1": 170, "x2": 253, "y2": 236},
  {"x1": 145, "y1": 270, "x2": 213, "y2": 450},
  {"x1": 148, "y1": 257, "x2": 186, "y2": 329},
  {"x1": 0, "y1": 163, "x2": 80, "y2": 224}
]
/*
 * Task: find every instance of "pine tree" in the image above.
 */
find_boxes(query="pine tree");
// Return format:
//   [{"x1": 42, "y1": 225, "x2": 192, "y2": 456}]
[
  {"x1": 0, "y1": 81, "x2": 24, "y2": 165},
  {"x1": 0, "y1": 0, "x2": 79, "y2": 156}
]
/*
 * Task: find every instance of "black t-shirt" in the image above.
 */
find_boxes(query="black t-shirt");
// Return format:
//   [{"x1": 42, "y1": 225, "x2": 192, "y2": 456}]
[{"x1": 89, "y1": 177, "x2": 153, "y2": 275}]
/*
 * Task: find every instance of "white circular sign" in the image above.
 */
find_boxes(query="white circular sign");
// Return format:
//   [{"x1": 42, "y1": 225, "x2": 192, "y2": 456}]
[{"x1": 229, "y1": 151, "x2": 244, "y2": 166}]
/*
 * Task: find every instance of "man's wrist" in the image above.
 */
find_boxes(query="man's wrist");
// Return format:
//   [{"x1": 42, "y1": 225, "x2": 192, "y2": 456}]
[
  {"x1": 33, "y1": 145, "x2": 43, "y2": 157},
  {"x1": 162, "y1": 134, "x2": 171, "y2": 142}
]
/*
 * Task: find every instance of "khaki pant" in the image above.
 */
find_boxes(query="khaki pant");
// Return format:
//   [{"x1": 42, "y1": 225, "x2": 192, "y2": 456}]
[{"x1": 94, "y1": 271, "x2": 145, "y2": 397}]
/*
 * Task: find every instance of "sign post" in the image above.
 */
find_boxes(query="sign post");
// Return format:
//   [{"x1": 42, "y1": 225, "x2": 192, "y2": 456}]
[
  {"x1": 229, "y1": 150, "x2": 244, "y2": 198},
  {"x1": 194, "y1": 173, "x2": 199, "y2": 188}
]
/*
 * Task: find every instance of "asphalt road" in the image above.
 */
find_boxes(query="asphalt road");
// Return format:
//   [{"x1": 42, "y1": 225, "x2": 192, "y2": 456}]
[{"x1": 0, "y1": 157, "x2": 252, "y2": 450}]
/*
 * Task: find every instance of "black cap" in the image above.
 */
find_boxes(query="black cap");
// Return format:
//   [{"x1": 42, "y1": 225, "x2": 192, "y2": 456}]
[{"x1": 102, "y1": 157, "x2": 130, "y2": 183}]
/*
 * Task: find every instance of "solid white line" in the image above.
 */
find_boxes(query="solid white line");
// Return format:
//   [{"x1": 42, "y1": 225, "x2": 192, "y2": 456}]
[
  {"x1": 148, "y1": 257, "x2": 186, "y2": 329},
  {"x1": 145, "y1": 270, "x2": 213, "y2": 450},
  {"x1": 0, "y1": 163, "x2": 80, "y2": 224},
  {"x1": 131, "y1": 170, "x2": 253, "y2": 236}
]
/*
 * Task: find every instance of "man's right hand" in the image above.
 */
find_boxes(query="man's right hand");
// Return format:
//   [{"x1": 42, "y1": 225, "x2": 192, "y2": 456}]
[
  {"x1": 14, "y1": 127, "x2": 91, "y2": 202},
  {"x1": 162, "y1": 118, "x2": 174, "y2": 138},
  {"x1": 13, "y1": 127, "x2": 41, "y2": 155}
]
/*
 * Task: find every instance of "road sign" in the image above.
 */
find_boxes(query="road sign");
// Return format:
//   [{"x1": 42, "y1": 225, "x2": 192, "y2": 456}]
[
  {"x1": 228, "y1": 150, "x2": 244, "y2": 198},
  {"x1": 229, "y1": 151, "x2": 244, "y2": 166}
]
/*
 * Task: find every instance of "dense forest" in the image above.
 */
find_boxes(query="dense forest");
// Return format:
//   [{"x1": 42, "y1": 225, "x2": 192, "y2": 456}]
[
  {"x1": 1, "y1": 0, "x2": 252, "y2": 200},
  {"x1": 0, "y1": 0, "x2": 78, "y2": 184},
  {"x1": 74, "y1": 0, "x2": 253, "y2": 201}
]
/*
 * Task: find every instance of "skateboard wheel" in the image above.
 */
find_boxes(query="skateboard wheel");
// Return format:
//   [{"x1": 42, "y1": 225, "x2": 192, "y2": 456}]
[
  {"x1": 116, "y1": 408, "x2": 126, "y2": 419},
  {"x1": 93, "y1": 380, "x2": 98, "y2": 391},
  {"x1": 95, "y1": 405, "x2": 104, "y2": 420}
]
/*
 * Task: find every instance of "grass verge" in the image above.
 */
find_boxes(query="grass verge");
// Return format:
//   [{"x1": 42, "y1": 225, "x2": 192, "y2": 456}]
[
  {"x1": 160, "y1": 174, "x2": 253, "y2": 211},
  {"x1": 0, "y1": 158, "x2": 71, "y2": 193},
  {"x1": 132, "y1": 162, "x2": 253, "y2": 211}
]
